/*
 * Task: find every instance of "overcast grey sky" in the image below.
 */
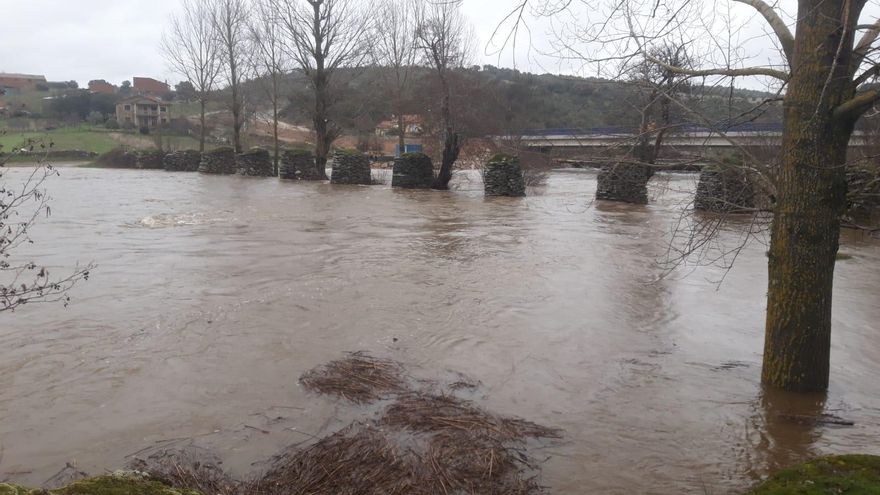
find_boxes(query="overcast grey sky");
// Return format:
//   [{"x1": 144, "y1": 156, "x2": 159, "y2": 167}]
[
  {"x1": 1, "y1": 0, "x2": 861, "y2": 91},
  {"x1": 0, "y1": 0, "x2": 529, "y2": 86}
]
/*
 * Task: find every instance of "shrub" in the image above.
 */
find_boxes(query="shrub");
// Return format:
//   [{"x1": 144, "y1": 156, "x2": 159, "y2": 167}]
[
  {"x1": 139, "y1": 126, "x2": 150, "y2": 135},
  {"x1": 87, "y1": 111, "x2": 105, "y2": 125}
]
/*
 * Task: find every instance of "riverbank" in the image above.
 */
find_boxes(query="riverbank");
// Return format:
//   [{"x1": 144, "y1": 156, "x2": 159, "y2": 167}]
[
  {"x1": 5, "y1": 454, "x2": 879, "y2": 494},
  {"x1": 3, "y1": 160, "x2": 90, "y2": 168},
  {"x1": 747, "y1": 455, "x2": 880, "y2": 494}
]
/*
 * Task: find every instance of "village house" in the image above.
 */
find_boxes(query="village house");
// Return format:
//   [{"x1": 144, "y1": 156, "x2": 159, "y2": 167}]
[
  {"x1": 116, "y1": 95, "x2": 172, "y2": 129},
  {"x1": 0, "y1": 73, "x2": 47, "y2": 93},
  {"x1": 132, "y1": 77, "x2": 170, "y2": 96},
  {"x1": 375, "y1": 115, "x2": 423, "y2": 136},
  {"x1": 88, "y1": 79, "x2": 117, "y2": 95}
]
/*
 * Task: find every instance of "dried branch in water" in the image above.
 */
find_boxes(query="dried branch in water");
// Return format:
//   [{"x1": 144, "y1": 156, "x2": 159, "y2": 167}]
[
  {"x1": 299, "y1": 351, "x2": 408, "y2": 404},
  {"x1": 133, "y1": 355, "x2": 562, "y2": 495},
  {"x1": 130, "y1": 447, "x2": 239, "y2": 495},
  {"x1": 417, "y1": 432, "x2": 540, "y2": 494},
  {"x1": 257, "y1": 423, "x2": 415, "y2": 495},
  {"x1": 382, "y1": 392, "x2": 562, "y2": 441}
]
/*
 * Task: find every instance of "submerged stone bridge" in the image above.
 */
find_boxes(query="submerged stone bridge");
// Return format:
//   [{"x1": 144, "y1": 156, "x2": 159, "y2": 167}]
[{"x1": 517, "y1": 123, "x2": 873, "y2": 151}]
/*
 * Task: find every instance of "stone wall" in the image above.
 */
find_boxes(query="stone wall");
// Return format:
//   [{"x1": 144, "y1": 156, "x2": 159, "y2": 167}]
[
  {"x1": 693, "y1": 167, "x2": 755, "y2": 213},
  {"x1": 330, "y1": 149, "x2": 372, "y2": 185},
  {"x1": 237, "y1": 148, "x2": 274, "y2": 177},
  {"x1": 198, "y1": 147, "x2": 236, "y2": 175},
  {"x1": 135, "y1": 150, "x2": 166, "y2": 170},
  {"x1": 45, "y1": 150, "x2": 99, "y2": 160},
  {"x1": 596, "y1": 162, "x2": 652, "y2": 204},
  {"x1": 163, "y1": 150, "x2": 201, "y2": 172},
  {"x1": 280, "y1": 149, "x2": 323, "y2": 180},
  {"x1": 484, "y1": 154, "x2": 526, "y2": 197},
  {"x1": 391, "y1": 152, "x2": 434, "y2": 189},
  {"x1": 117, "y1": 150, "x2": 139, "y2": 169}
]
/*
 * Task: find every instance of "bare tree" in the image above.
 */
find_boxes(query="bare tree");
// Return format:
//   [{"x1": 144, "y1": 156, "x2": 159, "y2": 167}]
[
  {"x1": 415, "y1": 0, "x2": 474, "y2": 190},
  {"x1": 250, "y1": 0, "x2": 290, "y2": 174},
  {"x1": 0, "y1": 142, "x2": 93, "y2": 312},
  {"x1": 628, "y1": 43, "x2": 692, "y2": 166},
  {"x1": 271, "y1": 0, "x2": 370, "y2": 179},
  {"x1": 210, "y1": 0, "x2": 251, "y2": 153},
  {"x1": 597, "y1": 42, "x2": 694, "y2": 203},
  {"x1": 161, "y1": 0, "x2": 223, "y2": 153},
  {"x1": 372, "y1": 0, "x2": 419, "y2": 154},
  {"x1": 508, "y1": 0, "x2": 880, "y2": 392}
]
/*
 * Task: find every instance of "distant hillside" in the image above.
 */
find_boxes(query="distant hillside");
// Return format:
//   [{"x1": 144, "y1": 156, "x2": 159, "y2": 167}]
[{"x1": 240, "y1": 65, "x2": 783, "y2": 138}]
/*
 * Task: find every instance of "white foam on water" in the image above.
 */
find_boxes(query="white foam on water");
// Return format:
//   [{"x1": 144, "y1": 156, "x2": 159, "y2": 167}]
[{"x1": 133, "y1": 212, "x2": 219, "y2": 228}]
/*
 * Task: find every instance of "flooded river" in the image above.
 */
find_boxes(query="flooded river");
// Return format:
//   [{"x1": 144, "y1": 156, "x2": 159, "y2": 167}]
[{"x1": 1, "y1": 167, "x2": 879, "y2": 493}]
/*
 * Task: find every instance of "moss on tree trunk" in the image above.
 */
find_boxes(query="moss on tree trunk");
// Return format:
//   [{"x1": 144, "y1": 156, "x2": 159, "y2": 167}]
[{"x1": 762, "y1": 0, "x2": 857, "y2": 392}]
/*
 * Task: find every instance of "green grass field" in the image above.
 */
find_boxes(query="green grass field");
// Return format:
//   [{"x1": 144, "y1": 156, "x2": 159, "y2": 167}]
[
  {"x1": 0, "y1": 125, "x2": 206, "y2": 159},
  {"x1": 0, "y1": 126, "x2": 119, "y2": 154}
]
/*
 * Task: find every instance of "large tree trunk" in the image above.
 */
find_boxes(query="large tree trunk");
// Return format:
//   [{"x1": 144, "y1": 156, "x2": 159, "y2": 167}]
[
  {"x1": 199, "y1": 99, "x2": 207, "y2": 153},
  {"x1": 397, "y1": 112, "x2": 406, "y2": 155},
  {"x1": 309, "y1": 1, "x2": 331, "y2": 181},
  {"x1": 227, "y1": 23, "x2": 242, "y2": 154},
  {"x1": 272, "y1": 73, "x2": 280, "y2": 176},
  {"x1": 762, "y1": 0, "x2": 856, "y2": 392},
  {"x1": 433, "y1": 129, "x2": 460, "y2": 189},
  {"x1": 231, "y1": 80, "x2": 242, "y2": 153},
  {"x1": 432, "y1": 74, "x2": 460, "y2": 190},
  {"x1": 313, "y1": 72, "x2": 331, "y2": 180}
]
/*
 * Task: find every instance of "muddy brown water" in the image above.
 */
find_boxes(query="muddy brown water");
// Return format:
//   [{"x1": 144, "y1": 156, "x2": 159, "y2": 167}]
[{"x1": 1, "y1": 167, "x2": 879, "y2": 493}]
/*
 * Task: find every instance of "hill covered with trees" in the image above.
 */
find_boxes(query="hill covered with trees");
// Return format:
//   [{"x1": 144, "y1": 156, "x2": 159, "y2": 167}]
[{"x1": 246, "y1": 64, "x2": 783, "y2": 139}]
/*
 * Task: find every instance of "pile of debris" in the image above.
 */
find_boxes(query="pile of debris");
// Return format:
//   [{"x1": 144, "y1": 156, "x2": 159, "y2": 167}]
[
  {"x1": 299, "y1": 351, "x2": 407, "y2": 404},
  {"x1": 134, "y1": 352, "x2": 561, "y2": 495}
]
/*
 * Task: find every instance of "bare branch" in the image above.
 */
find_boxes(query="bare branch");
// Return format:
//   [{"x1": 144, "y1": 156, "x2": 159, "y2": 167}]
[
  {"x1": 834, "y1": 87, "x2": 880, "y2": 121},
  {"x1": 0, "y1": 143, "x2": 94, "y2": 312},
  {"x1": 646, "y1": 55, "x2": 789, "y2": 81},
  {"x1": 853, "y1": 18, "x2": 880, "y2": 74},
  {"x1": 732, "y1": 0, "x2": 794, "y2": 64}
]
